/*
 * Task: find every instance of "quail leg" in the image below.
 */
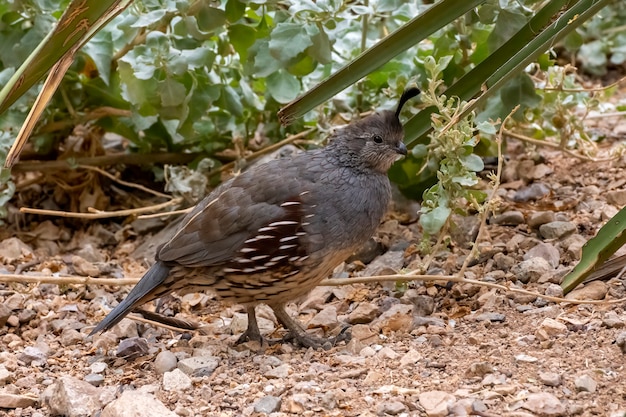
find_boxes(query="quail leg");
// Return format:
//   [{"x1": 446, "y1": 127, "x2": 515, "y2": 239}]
[
  {"x1": 236, "y1": 305, "x2": 264, "y2": 344},
  {"x1": 270, "y1": 304, "x2": 351, "y2": 350}
]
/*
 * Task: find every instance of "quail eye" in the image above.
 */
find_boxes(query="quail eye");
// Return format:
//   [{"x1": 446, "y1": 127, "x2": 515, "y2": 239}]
[{"x1": 373, "y1": 135, "x2": 383, "y2": 144}]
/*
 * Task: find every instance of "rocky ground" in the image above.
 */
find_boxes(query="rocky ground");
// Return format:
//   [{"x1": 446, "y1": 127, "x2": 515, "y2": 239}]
[{"x1": 2, "y1": 96, "x2": 626, "y2": 417}]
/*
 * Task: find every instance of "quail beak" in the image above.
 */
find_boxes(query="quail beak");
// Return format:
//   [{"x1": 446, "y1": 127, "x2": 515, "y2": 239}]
[{"x1": 395, "y1": 142, "x2": 408, "y2": 156}]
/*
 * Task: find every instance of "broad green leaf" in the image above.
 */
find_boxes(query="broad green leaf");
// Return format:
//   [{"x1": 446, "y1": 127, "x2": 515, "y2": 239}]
[
  {"x1": 159, "y1": 78, "x2": 186, "y2": 107},
  {"x1": 225, "y1": 0, "x2": 246, "y2": 23},
  {"x1": 196, "y1": 6, "x2": 227, "y2": 33},
  {"x1": 500, "y1": 73, "x2": 541, "y2": 111},
  {"x1": 269, "y1": 22, "x2": 314, "y2": 63},
  {"x1": 460, "y1": 153, "x2": 484, "y2": 172},
  {"x1": 421, "y1": 206, "x2": 451, "y2": 235},
  {"x1": 81, "y1": 30, "x2": 114, "y2": 85},
  {"x1": 267, "y1": 70, "x2": 300, "y2": 104},
  {"x1": 228, "y1": 24, "x2": 256, "y2": 62}
]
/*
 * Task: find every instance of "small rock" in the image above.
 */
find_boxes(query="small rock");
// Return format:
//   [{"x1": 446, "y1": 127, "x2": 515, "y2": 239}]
[
  {"x1": 399, "y1": 349, "x2": 421, "y2": 368},
  {"x1": 473, "y1": 313, "x2": 506, "y2": 323},
  {"x1": 513, "y1": 183, "x2": 551, "y2": 202},
  {"x1": 101, "y1": 390, "x2": 177, "y2": 417},
  {"x1": 162, "y1": 368, "x2": 192, "y2": 392},
  {"x1": 370, "y1": 304, "x2": 413, "y2": 333},
  {"x1": 606, "y1": 189, "x2": 626, "y2": 207},
  {"x1": 347, "y1": 302, "x2": 380, "y2": 324},
  {"x1": 574, "y1": 374, "x2": 597, "y2": 393},
  {"x1": 491, "y1": 210, "x2": 525, "y2": 225},
  {"x1": 544, "y1": 284, "x2": 563, "y2": 298},
  {"x1": 528, "y1": 211, "x2": 556, "y2": 229},
  {"x1": 409, "y1": 294, "x2": 436, "y2": 317},
  {"x1": 0, "y1": 304, "x2": 11, "y2": 327},
  {"x1": 617, "y1": 332, "x2": 626, "y2": 354},
  {"x1": 84, "y1": 373, "x2": 104, "y2": 387},
  {"x1": 602, "y1": 311, "x2": 624, "y2": 328},
  {"x1": 418, "y1": 391, "x2": 456, "y2": 417},
  {"x1": 512, "y1": 257, "x2": 553, "y2": 284},
  {"x1": 0, "y1": 237, "x2": 34, "y2": 263},
  {"x1": 538, "y1": 371, "x2": 561, "y2": 387},
  {"x1": 0, "y1": 365, "x2": 12, "y2": 385},
  {"x1": 376, "y1": 400, "x2": 406, "y2": 416},
  {"x1": 360, "y1": 250, "x2": 405, "y2": 277},
  {"x1": 0, "y1": 392, "x2": 38, "y2": 408},
  {"x1": 566, "y1": 281, "x2": 608, "y2": 301},
  {"x1": 377, "y1": 347, "x2": 399, "y2": 360},
  {"x1": 515, "y1": 354, "x2": 538, "y2": 363},
  {"x1": 307, "y1": 305, "x2": 338, "y2": 331},
  {"x1": 60, "y1": 328, "x2": 83, "y2": 347},
  {"x1": 254, "y1": 395, "x2": 282, "y2": 413},
  {"x1": 178, "y1": 356, "x2": 219, "y2": 377},
  {"x1": 154, "y1": 350, "x2": 178, "y2": 374},
  {"x1": 18, "y1": 309, "x2": 36, "y2": 324},
  {"x1": 522, "y1": 392, "x2": 566, "y2": 416},
  {"x1": 89, "y1": 362, "x2": 107, "y2": 374},
  {"x1": 19, "y1": 346, "x2": 47, "y2": 366},
  {"x1": 46, "y1": 376, "x2": 102, "y2": 417},
  {"x1": 110, "y1": 319, "x2": 138, "y2": 339},
  {"x1": 265, "y1": 364, "x2": 291, "y2": 379},
  {"x1": 71, "y1": 255, "x2": 100, "y2": 277},
  {"x1": 468, "y1": 362, "x2": 494, "y2": 377},
  {"x1": 539, "y1": 221, "x2": 577, "y2": 239},
  {"x1": 530, "y1": 163, "x2": 553, "y2": 179},
  {"x1": 537, "y1": 318, "x2": 567, "y2": 339},
  {"x1": 524, "y1": 243, "x2": 560, "y2": 268},
  {"x1": 116, "y1": 337, "x2": 149, "y2": 359}
]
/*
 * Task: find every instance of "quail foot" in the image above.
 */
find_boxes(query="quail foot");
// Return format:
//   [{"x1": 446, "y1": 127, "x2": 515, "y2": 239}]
[{"x1": 91, "y1": 88, "x2": 420, "y2": 349}]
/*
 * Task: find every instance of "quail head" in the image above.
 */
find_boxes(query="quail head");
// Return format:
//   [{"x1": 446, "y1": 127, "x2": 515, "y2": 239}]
[{"x1": 91, "y1": 88, "x2": 420, "y2": 349}]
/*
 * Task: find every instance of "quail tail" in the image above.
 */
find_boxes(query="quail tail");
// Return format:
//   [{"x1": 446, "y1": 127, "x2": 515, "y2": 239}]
[{"x1": 90, "y1": 261, "x2": 171, "y2": 335}]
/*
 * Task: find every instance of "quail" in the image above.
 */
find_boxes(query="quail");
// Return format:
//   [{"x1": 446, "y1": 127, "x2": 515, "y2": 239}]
[{"x1": 91, "y1": 88, "x2": 420, "y2": 348}]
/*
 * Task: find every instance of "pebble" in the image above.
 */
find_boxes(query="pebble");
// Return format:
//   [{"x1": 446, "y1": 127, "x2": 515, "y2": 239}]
[
  {"x1": 542, "y1": 285, "x2": 563, "y2": 300},
  {"x1": 0, "y1": 392, "x2": 38, "y2": 408},
  {"x1": 360, "y1": 250, "x2": 405, "y2": 276},
  {"x1": 307, "y1": 305, "x2": 338, "y2": 330},
  {"x1": 116, "y1": 337, "x2": 149, "y2": 359},
  {"x1": 371, "y1": 303, "x2": 413, "y2": 333},
  {"x1": 399, "y1": 349, "x2": 422, "y2": 367},
  {"x1": 46, "y1": 376, "x2": 102, "y2": 417},
  {"x1": 513, "y1": 183, "x2": 551, "y2": 202},
  {"x1": 162, "y1": 368, "x2": 192, "y2": 392},
  {"x1": 418, "y1": 391, "x2": 456, "y2": 417},
  {"x1": 60, "y1": 328, "x2": 83, "y2": 347},
  {"x1": 566, "y1": 281, "x2": 608, "y2": 301},
  {"x1": 71, "y1": 255, "x2": 100, "y2": 277},
  {"x1": 376, "y1": 399, "x2": 407, "y2": 415},
  {"x1": 265, "y1": 364, "x2": 291, "y2": 379},
  {"x1": 616, "y1": 331, "x2": 626, "y2": 354},
  {"x1": 473, "y1": 312, "x2": 506, "y2": 323},
  {"x1": 574, "y1": 374, "x2": 597, "y2": 393},
  {"x1": 512, "y1": 257, "x2": 553, "y2": 284},
  {"x1": 19, "y1": 346, "x2": 47, "y2": 366},
  {"x1": 154, "y1": 350, "x2": 178, "y2": 374},
  {"x1": 0, "y1": 237, "x2": 34, "y2": 262},
  {"x1": 0, "y1": 365, "x2": 12, "y2": 385},
  {"x1": 178, "y1": 356, "x2": 219, "y2": 377},
  {"x1": 606, "y1": 189, "x2": 626, "y2": 206},
  {"x1": 528, "y1": 211, "x2": 556, "y2": 228},
  {"x1": 347, "y1": 302, "x2": 380, "y2": 324},
  {"x1": 522, "y1": 392, "x2": 566, "y2": 416},
  {"x1": 491, "y1": 210, "x2": 525, "y2": 225},
  {"x1": 539, "y1": 221, "x2": 577, "y2": 239},
  {"x1": 254, "y1": 395, "x2": 282, "y2": 413},
  {"x1": 84, "y1": 373, "x2": 104, "y2": 387},
  {"x1": 602, "y1": 311, "x2": 624, "y2": 328},
  {"x1": 468, "y1": 361, "x2": 494, "y2": 377},
  {"x1": 0, "y1": 304, "x2": 11, "y2": 327},
  {"x1": 538, "y1": 371, "x2": 561, "y2": 387},
  {"x1": 524, "y1": 243, "x2": 560, "y2": 268},
  {"x1": 90, "y1": 362, "x2": 108, "y2": 374},
  {"x1": 101, "y1": 390, "x2": 177, "y2": 417},
  {"x1": 515, "y1": 354, "x2": 539, "y2": 363}
]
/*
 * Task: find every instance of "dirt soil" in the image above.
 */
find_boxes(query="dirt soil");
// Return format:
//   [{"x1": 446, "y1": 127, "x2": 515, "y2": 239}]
[{"x1": 2, "y1": 94, "x2": 626, "y2": 417}]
